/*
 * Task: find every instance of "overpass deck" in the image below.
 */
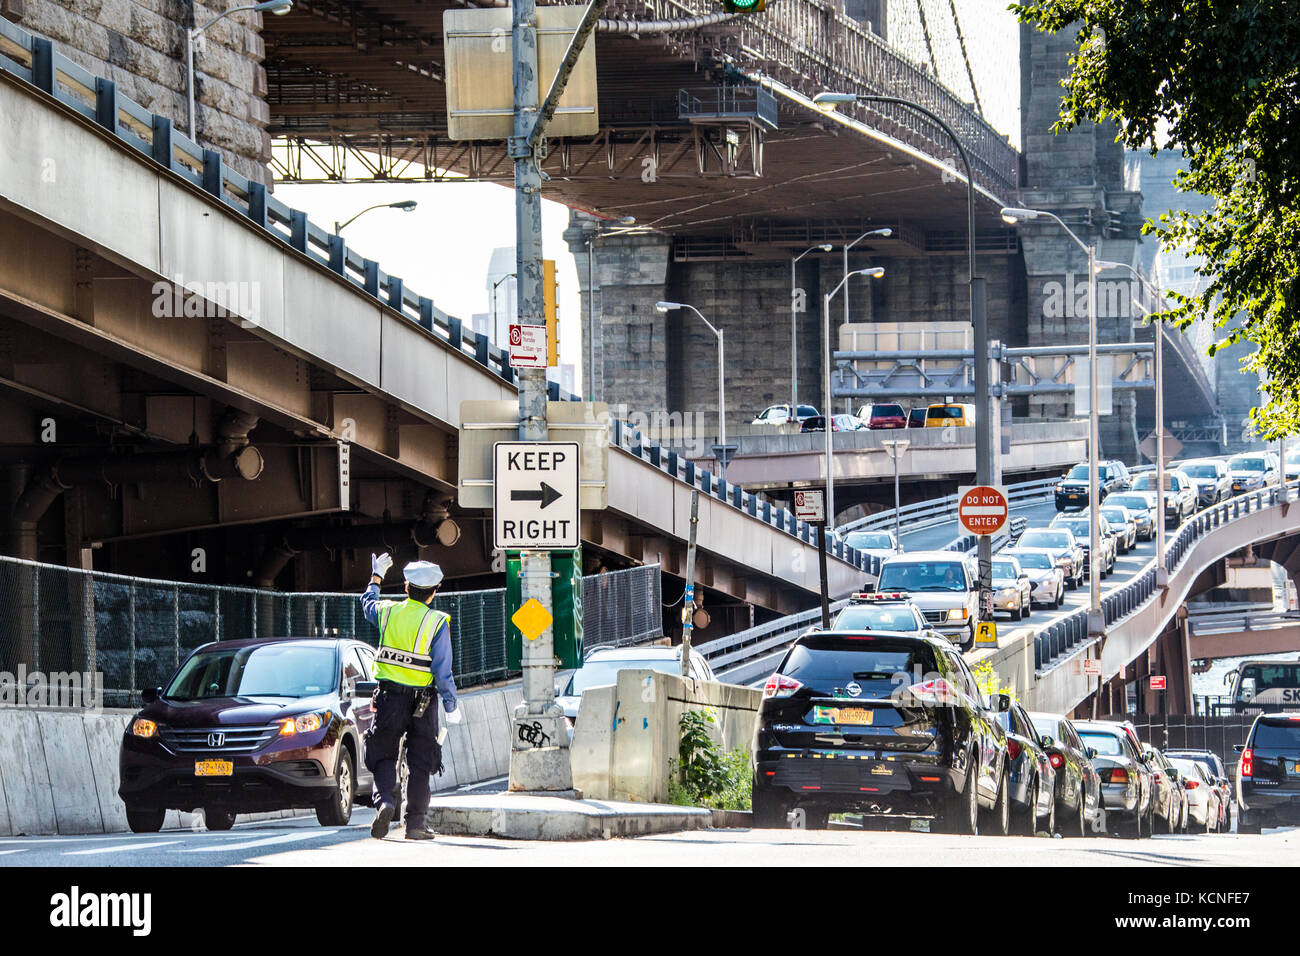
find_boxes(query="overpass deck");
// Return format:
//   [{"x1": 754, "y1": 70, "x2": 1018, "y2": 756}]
[{"x1": 0, "y1": 22, "x2": 869, "y2": 611}]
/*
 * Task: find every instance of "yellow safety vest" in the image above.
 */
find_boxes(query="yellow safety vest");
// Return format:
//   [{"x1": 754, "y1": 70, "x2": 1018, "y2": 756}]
[{"x1": 373, "y1": 599, "x2": 451, "y2": 687}]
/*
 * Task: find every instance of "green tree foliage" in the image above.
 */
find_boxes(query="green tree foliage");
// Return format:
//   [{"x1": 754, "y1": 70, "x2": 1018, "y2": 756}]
[{"x1": 1015, "y1": 0, "x2": 1300, "y2": 435}]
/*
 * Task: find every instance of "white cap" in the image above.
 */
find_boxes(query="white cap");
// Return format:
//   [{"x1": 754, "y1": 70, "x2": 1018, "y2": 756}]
[{"x1": 403, "y1": 561, "x2": 443, "y2": 588}]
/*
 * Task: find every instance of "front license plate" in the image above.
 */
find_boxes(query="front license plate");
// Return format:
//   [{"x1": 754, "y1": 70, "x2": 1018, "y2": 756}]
[
  {"x1": 195, "y1": 759, "x2": 233, "y2": 777},
  {"x1": 836, "y1": 707, "x2": 874, "y2": 726},
  {"x1": 1068, "y1": 494, "x2": 1079, "y2": 500}
]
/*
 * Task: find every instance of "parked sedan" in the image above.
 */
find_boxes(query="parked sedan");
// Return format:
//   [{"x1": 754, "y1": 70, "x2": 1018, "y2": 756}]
[
  {"x1": 801, "y1": 413, "x2": 866, "y2": 432},
  {"x1": 1028, "y1": 711, "x2": 1102, "y2": 837},
  {"x1": 991, "y1": 556, "x2": 1033, "y2": 620},
  {"x1": 1099, "y1": 505, "x2": 1138, "y2": 554},
  {"x1": 1168, "y1": 757, "x2": 1223, "y2": 833},
  {"x1": 996, "y1": 700, "x2": 1057, "y2": 835},
  {"x1": 1075, "y1": 720, "x2": 1154, "y2": 838},
  {"x1": 1166, "y1": 748, "x2": 1234, "y2": 829},
  {"x1": 1106, "y1": 491, "x2": 1157, "y2": 541},
  {"x1": 1178, "y1": 458, "x2": 1232, "y2": 507},
  {"x1": 119, "y1": 638, "x2": 379, "y2": 833},
  {"x1": 1003, "y1": 548, "x2": 1065, "y2": 608},
  {"x1": 1147, "y1": 749, "x2": 1189, "y2": 834}
]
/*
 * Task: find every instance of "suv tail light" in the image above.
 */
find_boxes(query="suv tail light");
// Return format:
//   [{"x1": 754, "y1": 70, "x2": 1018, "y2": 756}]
[
  {"x1": 1241, "y1": 748, "x2": 1253, "y2": 778},
  {"x1": 1048, "y1": 752, "x2": 1064, "y2": 770},
  {"x1": 1006, "y1": 739, "x2": 1022, "y2": 761},
  {"x1": 763, "y1": 673, "x2": 803, "y2": 700},
  {"x1": 907, "y1": 678, "x2": 959, "y2": 706}
]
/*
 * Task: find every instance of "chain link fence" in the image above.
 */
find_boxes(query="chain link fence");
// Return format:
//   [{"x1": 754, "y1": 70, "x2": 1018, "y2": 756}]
[{"x1": 0, "y1": 556, "x2": 661, "y2": 707}]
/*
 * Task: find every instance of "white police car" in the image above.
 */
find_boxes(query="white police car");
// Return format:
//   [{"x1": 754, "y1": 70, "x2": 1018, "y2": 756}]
[{"x1": 833, "y1": 592, "x2": 948, "y2": 642}]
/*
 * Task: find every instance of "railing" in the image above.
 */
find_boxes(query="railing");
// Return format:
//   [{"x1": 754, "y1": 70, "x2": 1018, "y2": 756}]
[
  {"x1": 705, "y1": 600, "x2": 851, "y2": 685},
  {"x1": 1033, "y1": 481, "x2": 1300, "y2": 674},
  {"x1": 677, "y1": 85, "x2": 779, "y2": 129},
  {"x1": 0, "y1": 14, "x2": 877, "y2": 581},
  {"x1": 838, "y1": 478, "x2": 1059, "y2": 535}
]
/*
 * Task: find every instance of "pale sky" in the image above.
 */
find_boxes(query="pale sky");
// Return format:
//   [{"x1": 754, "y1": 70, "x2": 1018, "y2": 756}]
[{"x1": 275, "y1": 180, "x2": 585, "y2": 387}]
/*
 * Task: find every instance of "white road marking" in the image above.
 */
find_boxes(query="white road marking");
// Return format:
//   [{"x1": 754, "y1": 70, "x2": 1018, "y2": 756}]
[
  {"x1": 0, "y1": 849, "x2": 29, "y2": 855},
  {"x1": 65, "y1": 840, "x2": 183, "y2": 856},
  {"x1": 458, "y1": 775, "x2": 508, "y2": 792},
  {"x1": 182, "y1": 831, "x2": 337, "y2": 853}
]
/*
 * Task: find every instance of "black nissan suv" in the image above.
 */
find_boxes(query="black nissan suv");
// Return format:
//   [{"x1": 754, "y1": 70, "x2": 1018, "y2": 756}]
[
  {"x1": 1235, "y1": 713, "x2": 1300, "y2": 833},
  {"x1": 751, "y1": 630, "x2": 1010, "y2": 834}
]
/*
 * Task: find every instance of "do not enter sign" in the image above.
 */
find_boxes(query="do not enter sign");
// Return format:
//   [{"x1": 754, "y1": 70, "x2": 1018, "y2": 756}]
[{"x1": 957, "y1": 485, "x2": 1009, "y2": 537}]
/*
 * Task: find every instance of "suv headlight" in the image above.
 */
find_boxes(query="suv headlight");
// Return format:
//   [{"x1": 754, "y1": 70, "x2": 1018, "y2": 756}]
[
  {"x1": 947, "y1": 608, "x2": 969, "y2": 621},
  {"x1": 131, "y1": 718, "x2": 157, "y2": 738},
  {"x1": 279, "y1": 712, "x2": 328, "y2": 737}
]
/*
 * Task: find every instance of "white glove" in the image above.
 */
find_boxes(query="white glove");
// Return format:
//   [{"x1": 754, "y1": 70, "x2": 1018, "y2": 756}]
[
  {"x1": 444, "y1": 707, "x2": 463, "y2": 725},
  {"x1": 371, "y1": 552, "x2": 393, "y2": 581}
]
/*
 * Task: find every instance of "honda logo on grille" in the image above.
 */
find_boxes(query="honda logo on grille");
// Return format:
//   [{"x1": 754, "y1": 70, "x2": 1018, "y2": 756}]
[{"x1": 207, "y1": 732, "x2": 225, "y2": 748}]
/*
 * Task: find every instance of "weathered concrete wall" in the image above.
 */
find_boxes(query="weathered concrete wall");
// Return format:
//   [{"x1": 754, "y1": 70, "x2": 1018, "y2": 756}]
[{"x1": 3, "y1": 0, "x2": 272, "y2": 184}]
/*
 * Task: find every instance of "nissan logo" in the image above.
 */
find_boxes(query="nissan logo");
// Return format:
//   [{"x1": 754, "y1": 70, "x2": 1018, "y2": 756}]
[
  {"x1": 207, "y1": 732, "x2": 225, "y2": 748},
  {"x1": 846, "y1": 682, "x2": 862, "y2": 698}
]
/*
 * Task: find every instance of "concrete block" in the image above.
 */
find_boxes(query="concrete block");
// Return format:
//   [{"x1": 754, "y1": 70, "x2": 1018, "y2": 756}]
[
  {"x1": 83, "y1": 712, "x2": 129, "y2": 833},
  {"x1": 465, "y1": 713, "x2": 497, "y2": 783},
  {"x1": 428, "y1": 793, "x2": 711, "y2": 840},
  {"x1": 445, "y1": 714, "x2": 479, "y2": 783},
  {"x1": 481, "y1": 690, "x2": 512, "y2": 776},
  {"x1": 0, "y1": 710, "x2": 57, "y2": 835},
  {"x1": 0, "y1": 747, "x2": 11, "y2": 837}
]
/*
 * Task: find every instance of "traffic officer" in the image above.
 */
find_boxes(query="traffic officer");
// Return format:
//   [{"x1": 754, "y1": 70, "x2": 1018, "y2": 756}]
[{"x1": 360, "y1": 552, "x2": 461, "y2": 840}]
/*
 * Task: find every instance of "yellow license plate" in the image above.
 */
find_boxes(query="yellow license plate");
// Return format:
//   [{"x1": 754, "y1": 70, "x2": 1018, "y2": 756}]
[
  {"x1": 195, "y1": 759, "x2": 233, "y2": 777},
  {"x1": 1068, "y1": 494, "x2": 1079, "y2": 499},
  {"x1": 836, "y1": 707, "x2": 874, "y2": 726}
]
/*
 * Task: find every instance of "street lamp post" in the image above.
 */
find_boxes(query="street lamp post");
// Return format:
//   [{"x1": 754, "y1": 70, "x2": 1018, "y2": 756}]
[
  {"x1": 188, "y1": 1, "x2": 293, "y2": 141},
  {"x1": 814, "y1": 91, "x2": 992, "y2": 623},
  {"x1": 491, "y1": 272, "x2": 517, "y2": 348},
  {"x1": 823, "y1": 267, "x2": 885, "y2": 524},
  {"x1": 842, "y1": 228, "x2": 893, "y2": 413},
  {"x1": 882, "y1": 439, "x2": 910, "y2": 547},
  {"x1": 655, "y1": 301, "x2": 727, "y2": 469},
  {"x1": 1002, "y1": 207, "x2": 1102, "y2": 634},
  {"x1": 334, "y1": 200, "x2": 418, "y2": 236},
  {"x1": 792, "y1": 243, "x2": 832, "y2": 409},
  {"x1": 1096, "y1": 258, "x2": 1169, "y2": 586}
]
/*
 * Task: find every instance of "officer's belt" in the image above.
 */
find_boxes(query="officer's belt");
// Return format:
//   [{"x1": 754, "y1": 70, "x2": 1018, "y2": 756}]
[{"x1": 376, "y1": 646, "x2": 433, "y2": 672}]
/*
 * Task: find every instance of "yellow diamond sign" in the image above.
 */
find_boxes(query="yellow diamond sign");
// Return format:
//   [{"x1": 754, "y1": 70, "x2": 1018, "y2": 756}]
[{"x1": 512, "y1": 598, "x2": 553, "y2": 641}]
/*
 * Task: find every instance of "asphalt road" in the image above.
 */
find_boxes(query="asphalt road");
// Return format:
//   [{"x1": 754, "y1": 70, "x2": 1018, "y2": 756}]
[{"x1": 2, "y1": 811, "x2": 1292, "y2": 867}]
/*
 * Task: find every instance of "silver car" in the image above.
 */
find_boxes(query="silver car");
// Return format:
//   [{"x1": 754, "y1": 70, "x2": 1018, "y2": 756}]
[
  {"x1": 1003, "y1": 548, "x2": 1065, "y2": 608},
  {"x1": 991, "y1": 555, "x2": 1033, "y2": 620},
  {"x1": 1168, "y1": 757, "x2": 1223, "y2": 833},
  {"x1": 1099, "y1": 505, "x2": 1137, "y2": 554},
  {"x1": 1015, "y1": 528, "x2": 1086, "y2": 589},
  {"x1": 1105, "y1": 491, "x2": 1157, "y2": 541}
]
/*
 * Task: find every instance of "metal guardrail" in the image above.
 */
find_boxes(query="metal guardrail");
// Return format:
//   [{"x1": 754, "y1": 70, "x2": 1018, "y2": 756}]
[
  {"x1": 0, "y1": 15, "x2": 877, "y2": 581},
  {"x1": 1033, "y1": 481, "x2": 1300, "y2": 674},
  {"x1": 705, "y1": 600, "x2": 851, "y2": 685},
  {"x1": 839, "y1": 478, "x2": 1058, "y2": 536},
  {"x1": 1187, "y1": 610, "x2": 1299, "y2": 636}
]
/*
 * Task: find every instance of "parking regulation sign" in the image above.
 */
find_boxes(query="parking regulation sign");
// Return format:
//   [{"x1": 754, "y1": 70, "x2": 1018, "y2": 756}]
[
  {"x1": 957, "y1": 485, "x2": 1009, "y2": 537},
  {"x1": 508, "y1": 324, "x2": 547, "y2": 369},
  {"x1": 794, "y1": 489, "x2": 826, "y2": 523},
  {"x1": 493, "y1": 441, "x2": 580, "y2": 549}
]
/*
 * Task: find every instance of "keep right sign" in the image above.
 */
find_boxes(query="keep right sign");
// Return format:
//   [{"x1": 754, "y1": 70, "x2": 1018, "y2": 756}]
[{"x1": 957, "y1": 485, "x2": 1009, "y2": 537}]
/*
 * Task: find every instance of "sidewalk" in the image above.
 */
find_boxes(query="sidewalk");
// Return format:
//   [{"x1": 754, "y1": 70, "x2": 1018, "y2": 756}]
[{"x1": 427, "y1": 793, "x2": 719, "y2": 840}]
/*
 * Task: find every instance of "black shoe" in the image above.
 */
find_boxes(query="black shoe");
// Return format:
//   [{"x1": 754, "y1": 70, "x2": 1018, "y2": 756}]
[
  {"x1": 404, "y1": 826, "x2": 436, "y2": 841},
  {"x1": 371, "y1": 805, "x2": 394, "y2": 839}
]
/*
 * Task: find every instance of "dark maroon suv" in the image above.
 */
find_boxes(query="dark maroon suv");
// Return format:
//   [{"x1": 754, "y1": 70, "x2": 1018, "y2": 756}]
[{"x1": 118, "y1": 638, "x2": 379, "y2": 833}]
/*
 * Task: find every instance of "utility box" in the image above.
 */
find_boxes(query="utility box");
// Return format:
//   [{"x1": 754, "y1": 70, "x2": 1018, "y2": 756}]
[{"x1": 506, "y1": 549, "x2": 583, "y2": 670}]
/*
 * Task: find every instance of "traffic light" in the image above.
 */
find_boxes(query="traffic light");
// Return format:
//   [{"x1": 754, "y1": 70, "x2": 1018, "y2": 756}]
[
  {"x1": 721, "y1": 0, "x2": 765, "y2": 12},
  {"x1": 543, "y1": 258, "x2": 558, "y2": 366}
]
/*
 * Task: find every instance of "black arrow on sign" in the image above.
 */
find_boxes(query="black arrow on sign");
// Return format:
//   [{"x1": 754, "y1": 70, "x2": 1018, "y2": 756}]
[{"x1": 511, "y1": 482, "x2": 563, "y2": 509}]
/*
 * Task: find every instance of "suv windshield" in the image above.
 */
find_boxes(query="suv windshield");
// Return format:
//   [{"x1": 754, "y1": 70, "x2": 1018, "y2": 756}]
[
  {"x1": 877, "y1": 560, "x2": 969, "y2": 592},
  {"x1": 166, "y1": 643, "x2": 338, "y2": 700},
  {"x1": 1229, "y1": 457, "x2": 1268, "y2": 472},
  {"x1": 1018, "y1": 530, "x2": 1070, "y2": 550},
  {"x1": 833, "y1": 605, "x2": 920, "y2": 632},
  {"x1": 1065, "y1": 465, "x2": 1088, "y2": 480},
  {"x1": 870, "y1": 405, "x2": 904, "y2": 418},
  {"x1": 846, "y1": 532, "x2": 893, "y2": 550},
  {"x1": 1012, "y1": 552, "x2": 1052, "y2": 570},
  {"x1": 781, "y1": 636, "x2": 938, "y2": 696},
  {"x1": 1181, "y1": 464, "x2": 1218, "y2": 478}
]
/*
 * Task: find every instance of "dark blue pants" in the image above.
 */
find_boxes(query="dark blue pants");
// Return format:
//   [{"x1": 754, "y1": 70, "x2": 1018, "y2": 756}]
[{"x1": 364, "y1": 683, "x2": 442, "y2": 828}]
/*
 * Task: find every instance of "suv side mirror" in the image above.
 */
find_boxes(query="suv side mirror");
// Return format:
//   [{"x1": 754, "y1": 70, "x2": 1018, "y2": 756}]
[
  {"x1": 354, "y1": 680, "x2": 379, "y2": 698},
  {"x1": 1143, "y1": 750, "x2": 1158, "y2": 764},
  {"x1": 142, "y1": 686, "x2": 160, "y2": 703},
  {"x1": 1233, "y1": 744, "x2": 1245, "y2": 753},
  {"x1": 1040, "y1": 734, "x2": 1056, "y2": 750},
  {"x1": 996, "y1": 693, "x2": 1012, "y2": 713},
  {"x1": 1086, "y1": 747, "x2": 1098, "y2": 760}
]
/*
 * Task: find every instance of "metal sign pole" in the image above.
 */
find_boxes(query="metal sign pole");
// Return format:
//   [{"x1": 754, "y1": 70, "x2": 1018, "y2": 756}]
[{"x1": 818, "y1": 518, "x2": 830, "y2": 629}]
